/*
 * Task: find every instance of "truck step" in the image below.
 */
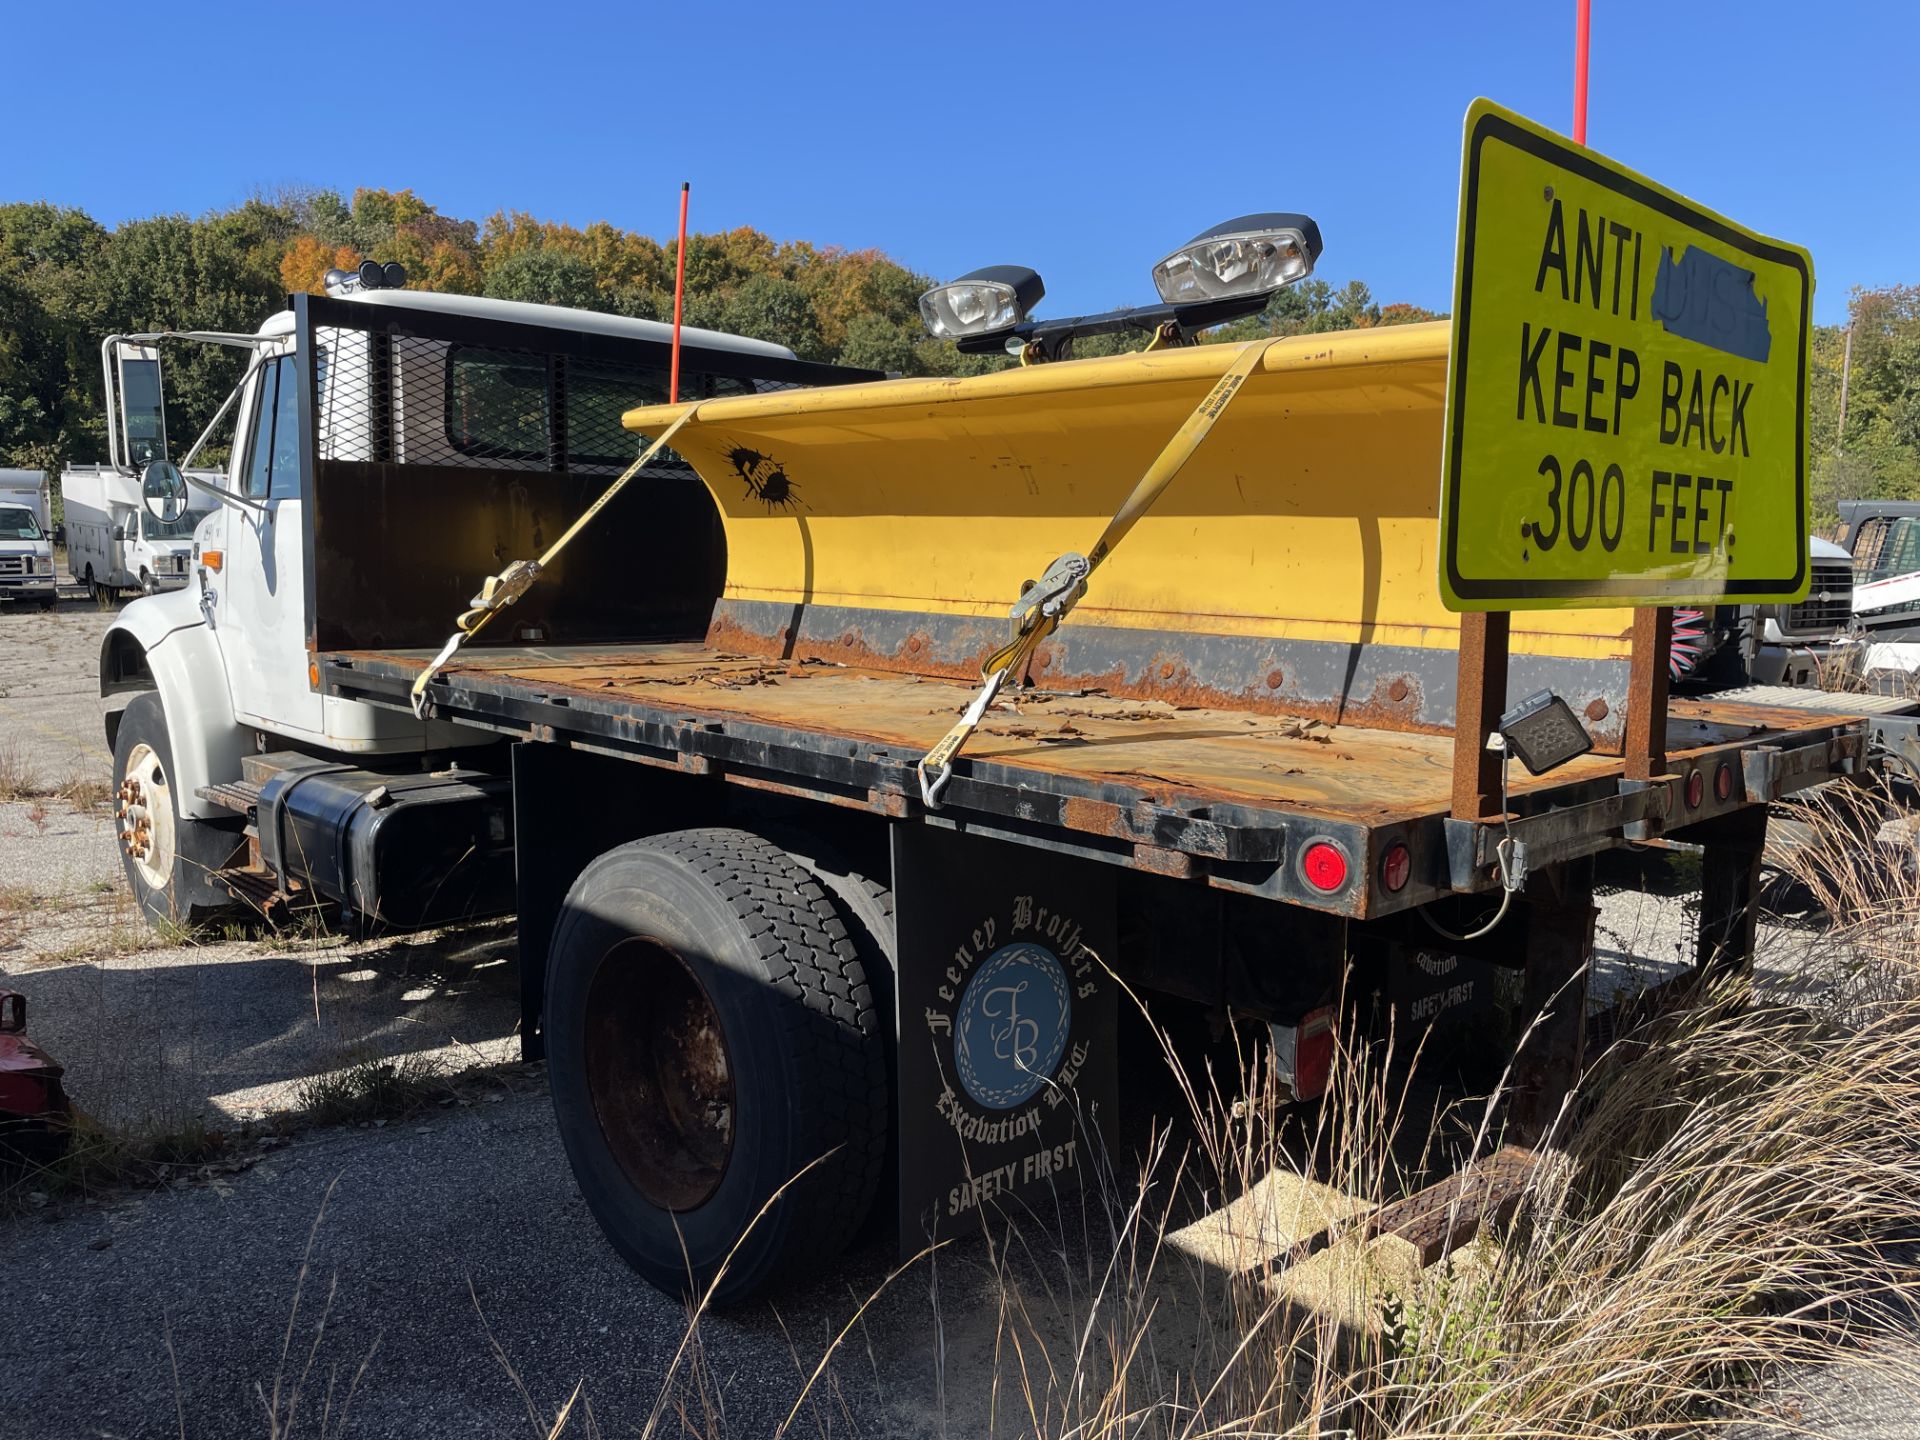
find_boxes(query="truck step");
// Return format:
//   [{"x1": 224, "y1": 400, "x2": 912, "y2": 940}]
[
  {"x1": 208, "y1": 865, "x2": 320, "y2": 925},
  {"x1": 197, "y1": 779, "x2": 265, "y2": 816}
]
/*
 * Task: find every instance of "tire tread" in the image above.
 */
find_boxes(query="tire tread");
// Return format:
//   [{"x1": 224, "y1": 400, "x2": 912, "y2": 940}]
[{"x1": 633, "y1": 828, "x2": 888, "y2": 1278}]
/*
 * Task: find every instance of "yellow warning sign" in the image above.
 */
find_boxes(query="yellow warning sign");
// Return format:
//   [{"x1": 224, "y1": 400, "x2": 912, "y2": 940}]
[{"x1": 1439, "y1": 98, "x2": 1812, "y2": 611}]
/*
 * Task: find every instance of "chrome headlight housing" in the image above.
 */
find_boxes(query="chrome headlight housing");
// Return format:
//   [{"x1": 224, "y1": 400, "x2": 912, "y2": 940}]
[
  {"x1": 918, "y1": 265, "x2": 1045, "y2": 341},
  {"x1": 1151, "y1": 213, "x2": 1322, "y2": 304}
]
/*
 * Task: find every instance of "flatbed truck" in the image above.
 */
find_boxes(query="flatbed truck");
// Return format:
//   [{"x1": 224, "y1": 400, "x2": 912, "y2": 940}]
[{"x1": 96, "y1": 259, "x2": 1883, "y2": 1302}]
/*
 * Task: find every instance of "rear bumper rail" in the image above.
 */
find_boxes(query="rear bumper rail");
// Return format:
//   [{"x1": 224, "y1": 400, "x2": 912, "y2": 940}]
[{"x1": 1445, "y1": 728, "x2": 1866, "y2": 888}]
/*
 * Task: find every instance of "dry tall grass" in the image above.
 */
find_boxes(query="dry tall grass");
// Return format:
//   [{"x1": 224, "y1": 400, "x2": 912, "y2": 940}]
[
  {"x1": 588, "y1": 797, "x2": 1920, "y2": 1439},
  {"x1": 1771, "y1": 776, "x2": 1920, "y2": 1019}
]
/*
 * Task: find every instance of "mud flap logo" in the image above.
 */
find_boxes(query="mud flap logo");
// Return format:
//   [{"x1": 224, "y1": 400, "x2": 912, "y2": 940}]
[{"x1": 954, "y1": 942, "x2": 1072, "y2": 1109}]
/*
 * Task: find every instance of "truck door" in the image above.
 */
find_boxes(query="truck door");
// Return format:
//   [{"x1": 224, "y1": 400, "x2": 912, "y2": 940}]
[{"x1": 219, "y1": 351, "x2": 324, "y2": 737}]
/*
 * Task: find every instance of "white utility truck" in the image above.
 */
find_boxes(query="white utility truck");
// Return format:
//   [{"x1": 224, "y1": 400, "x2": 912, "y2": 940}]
[
  {"x1": 0, "y1": 468, "x2": 56, "y2": 608},
  {"x1": 61, "y1": 341, "x2": 211, "y2": 599},
  {"x1": 63, "y1": 466, "x2": 206, "y2": 599}
]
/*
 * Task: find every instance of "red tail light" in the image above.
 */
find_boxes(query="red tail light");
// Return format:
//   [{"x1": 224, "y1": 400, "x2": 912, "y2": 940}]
[
  {"x1": 1301, "y1": 840, "x2": 1350, "y2": 892},
  {"x1": 1379, "y1": 841, "x2": 1412, "y2": 893}
]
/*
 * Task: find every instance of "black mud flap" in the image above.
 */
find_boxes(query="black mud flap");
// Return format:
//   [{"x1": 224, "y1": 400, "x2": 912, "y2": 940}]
[{"x1": 891, "y1": 825, "x2": 1117, "y2": 1252}]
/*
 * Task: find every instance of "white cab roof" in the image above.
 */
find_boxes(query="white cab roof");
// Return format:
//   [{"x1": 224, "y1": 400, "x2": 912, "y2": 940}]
[{"x1": 272, "y1": 288, "x2": 796, "y2": 359}]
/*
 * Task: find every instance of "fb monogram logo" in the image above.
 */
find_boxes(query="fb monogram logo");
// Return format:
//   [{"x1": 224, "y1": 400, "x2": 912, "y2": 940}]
[
  {"x1": 982, "y1": 980, "x2": 1038, "y2": 1073},
  {"x1": 955, "y1": 944, "x2": 1070, "y2": 1110}
]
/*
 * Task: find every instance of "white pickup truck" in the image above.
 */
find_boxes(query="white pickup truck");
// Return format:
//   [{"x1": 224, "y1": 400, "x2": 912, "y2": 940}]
[{"x1": 0, "y1": 468, "x2": 57, "y2": 608}]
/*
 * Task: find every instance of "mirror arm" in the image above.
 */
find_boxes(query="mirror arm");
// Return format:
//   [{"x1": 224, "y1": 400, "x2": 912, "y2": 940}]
[
  {"x1": 185, "y1": 473, "x2": 268, "y2": 515},
  {"x1": 178, "y1": 350, "x2": 269, "y2": 474},
  {"x1": 113, "y1": 328, "x2": 279, "y2": 350},
  {"x1": 175, "y1": 350, "x2": 271, "y2": 513}
]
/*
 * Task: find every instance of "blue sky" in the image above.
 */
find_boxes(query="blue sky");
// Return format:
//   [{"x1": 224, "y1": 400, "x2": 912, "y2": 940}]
[{"x1": 13, "y1": 1, "x2": 1915, "y2": 325}]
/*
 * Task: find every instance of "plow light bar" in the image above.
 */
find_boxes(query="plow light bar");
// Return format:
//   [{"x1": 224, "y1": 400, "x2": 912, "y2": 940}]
[
  {"x1": 919, "y1": 212, "x2": 1321, "y2": 359},
  {"x1": 322, "y1": 261, "x2": 410, "y2": 297},
  {"x1": 1151, "y1": 213, "x2": 1322, "y2": 304},
  {"x1": 917, "y1": 265, "x2": 1045, "y2": 342}
]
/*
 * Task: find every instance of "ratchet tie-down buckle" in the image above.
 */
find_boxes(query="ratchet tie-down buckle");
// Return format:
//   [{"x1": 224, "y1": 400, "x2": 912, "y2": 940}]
[
  {"x1": 916, "y1": 551, "x2": 1089, "y2": 810},
  {"x1": 409, "y1": 559, "x2": 543, "y2": 718}
]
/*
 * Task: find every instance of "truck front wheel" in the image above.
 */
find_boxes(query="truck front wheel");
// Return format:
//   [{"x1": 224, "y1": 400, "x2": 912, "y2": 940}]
[
  {"x1": 545, "y1": 828, "x2": 889, "y2": 1303},
  {"x1": 111, "y1": 692, "x2": 241, "y2": 931}
]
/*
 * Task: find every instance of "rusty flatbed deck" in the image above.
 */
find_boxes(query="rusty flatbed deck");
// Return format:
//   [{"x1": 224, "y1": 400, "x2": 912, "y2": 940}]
[{"x1": 323, "y1": 643, "x2": 1871, "y2": 918}]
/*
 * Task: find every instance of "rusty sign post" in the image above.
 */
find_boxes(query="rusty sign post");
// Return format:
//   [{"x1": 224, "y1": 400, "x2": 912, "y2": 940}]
[{"x1": 1452, "y1": 611, "x2": 1510, "y2": 820}]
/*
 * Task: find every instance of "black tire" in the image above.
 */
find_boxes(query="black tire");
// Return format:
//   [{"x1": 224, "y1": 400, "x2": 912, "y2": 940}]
[
  {"x1": 779, "y1": 835, "x2": 899, "y2": 1242},
  {"x1": 111, "y1": 691, "x2": 241, "y2": 930},
  {"x1": 546, "y1": 828, "x2": 889, "y2": 1303}
]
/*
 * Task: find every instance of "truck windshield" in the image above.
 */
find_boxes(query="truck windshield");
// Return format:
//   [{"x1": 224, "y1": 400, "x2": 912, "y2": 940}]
[
  {"x1": 143, "y1": 509, "x2": 205, "y2": 540},
  {"x1": 0, "y1": 505, "x2": 44, "y2": 541}
]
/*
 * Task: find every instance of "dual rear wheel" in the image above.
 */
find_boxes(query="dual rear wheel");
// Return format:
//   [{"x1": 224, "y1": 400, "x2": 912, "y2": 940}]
[{"x1": 545, "y1": 828, "x2": 892, "y2": 1304}]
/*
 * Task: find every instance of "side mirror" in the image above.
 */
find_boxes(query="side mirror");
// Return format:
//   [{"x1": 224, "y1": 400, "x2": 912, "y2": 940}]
[{"x1": 142, "y1": 461, "x2": 189, "y2": 525}]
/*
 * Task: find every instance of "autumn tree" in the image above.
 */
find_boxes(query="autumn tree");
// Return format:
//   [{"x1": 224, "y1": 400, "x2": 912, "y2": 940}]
[
  {"x1": 1812, "y1": 285, "x2": 1920, "y2": 518},
  {"x1": 1, "y1": 185, "x2": 1464, "y2": 479},
  {"x1": 281, "y1": 235, "x2": 364, "y2": 295}
]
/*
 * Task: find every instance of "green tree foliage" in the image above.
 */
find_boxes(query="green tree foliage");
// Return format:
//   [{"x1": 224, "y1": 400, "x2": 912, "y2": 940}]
[
  {"x1": 1812, "y1": 286, "x2": 1920, "y2": 521},
  {"x1": 0, "y1": 186, "x2": 1444, "y2": 481},
  {"x1": 0, "y1": 203, "x2": 109, "y2": 466},
  {"x1": 720, "y1": 273, "x2": 824, "y2": 358},
  {"x1": 483, "y1": 247, "x2": 605, "y2": 311}
]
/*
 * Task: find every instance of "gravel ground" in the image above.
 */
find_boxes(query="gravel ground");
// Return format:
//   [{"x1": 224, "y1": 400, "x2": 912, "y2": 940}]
[{"x1": 5, "y1": 591, "x2": 1920, "y2": 1437}]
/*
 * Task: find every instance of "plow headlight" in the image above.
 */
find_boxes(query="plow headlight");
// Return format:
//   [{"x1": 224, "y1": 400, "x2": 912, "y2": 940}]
[
  {"x1": 917, "y1": 265, "x2": 1045, "y2": 341},
  {"x1": 1151, "y1": 213, "x2": 1322, "y2": 304}
]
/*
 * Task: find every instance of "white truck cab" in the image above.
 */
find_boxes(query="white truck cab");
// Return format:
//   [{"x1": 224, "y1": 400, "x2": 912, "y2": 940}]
[
  {"x1": 0, "y1": 469, "x2": 56, "y2": 609},
  {"x1": 96, "y1": 268, "x2": 808, "y2": 926}
]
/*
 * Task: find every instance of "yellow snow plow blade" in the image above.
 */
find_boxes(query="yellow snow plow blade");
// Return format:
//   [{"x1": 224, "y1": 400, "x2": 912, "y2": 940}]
[{"x1": 624, "y1": 321, "x2": 1639, "y2": 744}]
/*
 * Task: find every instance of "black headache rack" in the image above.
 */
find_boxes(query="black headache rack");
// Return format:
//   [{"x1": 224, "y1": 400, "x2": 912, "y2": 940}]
[
  {"x1": 318, "y1": 647, "x2": 1872, "y2": 923},
  {"x1": 289, "y1": 292, "x2": 880, "y2": 658}
]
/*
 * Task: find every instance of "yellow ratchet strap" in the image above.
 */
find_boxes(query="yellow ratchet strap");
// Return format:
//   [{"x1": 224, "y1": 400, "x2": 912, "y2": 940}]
[
  {"x1": 916, "y1": 338, "x2": 1277, "y2": 809},
  {"x1": 409, "y1": 408, "x2": 701, "y2": 717}
]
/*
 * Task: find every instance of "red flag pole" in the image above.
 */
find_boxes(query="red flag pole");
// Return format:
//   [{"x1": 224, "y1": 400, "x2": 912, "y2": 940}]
[
  {"x1": 1572, "y1": 0, "x2": 1591, "y2": 144},
  {"x1": 669, "y1": 181, "x2": 690, "y2": 403}
]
